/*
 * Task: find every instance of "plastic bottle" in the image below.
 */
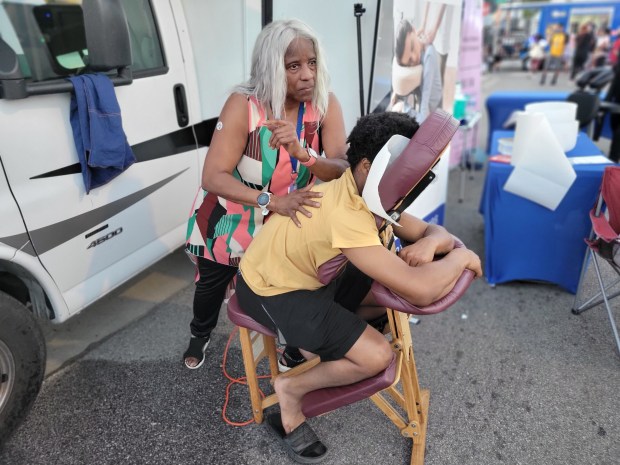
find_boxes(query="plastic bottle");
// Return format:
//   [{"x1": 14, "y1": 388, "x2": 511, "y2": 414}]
[{"x1": 453, "y1": 82, "x2": 467, "y2": 121}]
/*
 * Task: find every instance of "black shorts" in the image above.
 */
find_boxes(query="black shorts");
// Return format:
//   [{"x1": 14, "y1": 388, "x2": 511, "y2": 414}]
[{"x1": 235, "y1": 264, "x2": 372, "y2": 362}]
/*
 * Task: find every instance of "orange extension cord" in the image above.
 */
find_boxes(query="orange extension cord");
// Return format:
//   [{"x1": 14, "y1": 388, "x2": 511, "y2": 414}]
[{"x1": 220, "y1": 326, "x2": 279, "y2": 427}]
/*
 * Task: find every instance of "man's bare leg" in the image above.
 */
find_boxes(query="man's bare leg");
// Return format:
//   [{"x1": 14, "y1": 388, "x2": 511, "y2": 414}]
[{"x1": 273, "y1": 325, "x2": 392, "y2": 433}]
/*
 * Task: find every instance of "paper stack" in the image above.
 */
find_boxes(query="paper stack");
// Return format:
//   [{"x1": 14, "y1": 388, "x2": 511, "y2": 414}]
[
  {"x1": 504, "y1": 111, "x2": 577, "y2": 211},
  {"x1": 524, "y1": 101, "x2": 579, "y2": 152}
]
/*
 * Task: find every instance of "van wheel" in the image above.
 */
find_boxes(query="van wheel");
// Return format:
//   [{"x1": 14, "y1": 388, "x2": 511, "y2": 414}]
[{"x1": 0, "y1": 292, "x2": 46, "y2": 445}]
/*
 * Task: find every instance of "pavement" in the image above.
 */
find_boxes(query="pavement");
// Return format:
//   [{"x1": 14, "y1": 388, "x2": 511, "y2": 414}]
[{"x1": 1, "y1": 63, "x2": 619, "y2": 465}]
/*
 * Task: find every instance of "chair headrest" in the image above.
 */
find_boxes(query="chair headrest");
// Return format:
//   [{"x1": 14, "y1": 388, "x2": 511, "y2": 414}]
[
  {"x1": 362, "y1": 109, "x2": 459, "y2": 227},
  {"x1": 318, "y1": 109, "x2": 459, "y2": 285}
]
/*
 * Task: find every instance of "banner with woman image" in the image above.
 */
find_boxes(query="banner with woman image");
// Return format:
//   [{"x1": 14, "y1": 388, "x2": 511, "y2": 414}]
[{"x1": 368, "y1": 0, "x2": 463, "y2": 225}]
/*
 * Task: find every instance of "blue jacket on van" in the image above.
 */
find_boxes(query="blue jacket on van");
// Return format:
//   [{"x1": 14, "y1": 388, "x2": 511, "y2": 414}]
[{"x1": 67, "y1": 74, "x2": 135, "y2": 193}]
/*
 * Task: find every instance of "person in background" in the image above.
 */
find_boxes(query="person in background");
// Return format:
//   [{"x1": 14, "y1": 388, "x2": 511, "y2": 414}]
[
  {"x1": 605, "y1": 59, "x2": 620, "y2": 163},
  {"x1": 571, "y1": 23, "x2": 595, "y2": 80},
  {"x1": 592, "y1": 27, "x2": 611, "y2": 68},
  {"x1": 487, "y1": 41, "x2": 504, "y2": 73},
  {"x1": 563, "y1": 30, "x2": 575, "y2": 73},
  {"x1": 609, "y1": 29, "x2": 620, "y2": 67},
  {"x1": 183, "y1": 19, "x2": 349, "y2": 370},
  {"x1": 540, "y1": 23, "x2": 566, "y2": 85},
  {"x1": 528, "y1": 33, "x2": 546, "y2": 74}
]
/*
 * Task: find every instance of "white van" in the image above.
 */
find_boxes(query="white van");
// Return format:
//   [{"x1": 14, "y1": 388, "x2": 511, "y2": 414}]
[
  {"x1": 0, "y1": 0, "x2": 264, "y2": 443},
  {"x1": 0, "y1": 0, "x2": 451, "y2": 444}
]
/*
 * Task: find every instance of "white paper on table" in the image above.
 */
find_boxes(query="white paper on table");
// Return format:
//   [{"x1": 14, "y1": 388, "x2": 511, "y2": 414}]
[
  {"x1": 502, "y1": 110, "x2": 519, "y2": 128},
  {"x1": 510, "y1": 111, "x2": 530, "y2": 166},
  {"x1": 362, "y1": 134, "x2": 410, "y2": 227},
  {"x1": 503, "y1": 112, "x2": 577, "y2": 211},
  {"x1": 569, "y1": 155, "x2": 613, "y2": 165}
]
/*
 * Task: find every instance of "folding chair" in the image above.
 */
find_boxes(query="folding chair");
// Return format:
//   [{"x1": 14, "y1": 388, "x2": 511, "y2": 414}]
[
  {"x1": 572, "y1": 165, "x2": 620, "y2": 355},
  {"x1": 566, "y1": 90, "x2": 600, "y2": 139},
  {"x1": 227, "y1": 109, "x2": 476, "y2": 465}
]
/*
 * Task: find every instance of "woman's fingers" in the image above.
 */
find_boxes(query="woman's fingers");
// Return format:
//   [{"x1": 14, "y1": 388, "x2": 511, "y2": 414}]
[
  {"x1": 303, "y1": 199, "x2": 321, "y2": 208},
  {"x1": 298, "y1": 190, "x2": 322, "y2": 208},
  {"x1": 275, "y1": 190, "x2": 322, "y2": 225},
  {"x1": 289, "y1": 212, "x2": 302, "y2": 228},
  {"x1": 264, "y1": 120, "x2": 302, "y2": 154},
  {"x1": 296, "y1": 206, "x2": 312, "y2": 218}
]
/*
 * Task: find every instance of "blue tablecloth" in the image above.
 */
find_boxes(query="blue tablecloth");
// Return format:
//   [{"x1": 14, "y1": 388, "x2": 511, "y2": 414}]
[
  {"x1": 480, "y1": 130, "x2": 611, "y2": 293},
  {"x1": 485, "y1": 91, "x2": 613, "y2": 153}
]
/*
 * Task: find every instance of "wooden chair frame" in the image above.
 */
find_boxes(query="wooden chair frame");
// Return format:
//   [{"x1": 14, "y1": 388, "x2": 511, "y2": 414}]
[{"x1": 234, "y1": 304, "x2": 431, "y2": 465}]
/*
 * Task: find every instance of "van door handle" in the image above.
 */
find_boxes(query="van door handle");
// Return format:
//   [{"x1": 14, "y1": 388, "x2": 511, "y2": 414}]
[{"x1": 173, "y1": 84, "x2": 189, "y2": 127}]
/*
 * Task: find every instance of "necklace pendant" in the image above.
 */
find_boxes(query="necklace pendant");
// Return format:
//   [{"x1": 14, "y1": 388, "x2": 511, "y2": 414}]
[{"x1": 291, "y1": 171, "x2": 298, "y2": 181}]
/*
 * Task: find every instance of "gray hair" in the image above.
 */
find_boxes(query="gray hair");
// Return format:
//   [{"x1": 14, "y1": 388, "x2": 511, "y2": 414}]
[{"x1": 234, "y1": 19, "x2": 330, "y2": 120}]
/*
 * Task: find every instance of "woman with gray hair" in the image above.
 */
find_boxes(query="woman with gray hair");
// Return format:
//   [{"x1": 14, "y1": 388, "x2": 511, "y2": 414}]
[{"x1": 183, "y1": 19, "x2": 349, "y2": 370}]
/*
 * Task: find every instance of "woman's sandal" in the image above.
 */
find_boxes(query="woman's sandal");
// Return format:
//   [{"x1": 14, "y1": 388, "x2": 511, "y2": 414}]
[
  {"x1": 266, "y1": 413, "x2": 328, "y2": 464},
  {"x1": 183, "y1": 336, "x2": 210, "y2": 369}
]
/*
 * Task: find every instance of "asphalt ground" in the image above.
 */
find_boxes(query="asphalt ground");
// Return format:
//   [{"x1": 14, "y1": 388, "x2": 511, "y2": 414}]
[{"x1": 1, "y1": 62, "x2": 619, "y2": 465}]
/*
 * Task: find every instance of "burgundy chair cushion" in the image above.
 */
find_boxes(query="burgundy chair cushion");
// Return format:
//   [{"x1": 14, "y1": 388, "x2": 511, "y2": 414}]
[
  {"x1": 371, "y1": 238, "x2": 476, "y2": 315},
  {"x1": 377, "y1": 109, "x2": 459, "y2": 220},
  {"x1": 317, "y1": 254, "x2": 348, "y2": 286},
  {"x1": 372, "y1": 270, "x2": 475, "y2": 315},
  {"x1": 227, "y1": 293, "x2": 277, "y2": 337},
  {"x1": 301, "y1": 353, "x2": 397, "y2": 418}
]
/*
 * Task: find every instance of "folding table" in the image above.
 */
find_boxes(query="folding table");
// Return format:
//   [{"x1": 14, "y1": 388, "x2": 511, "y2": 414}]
[{"x1": 480, "y1": 130, "x2": 611, "y2": 293}]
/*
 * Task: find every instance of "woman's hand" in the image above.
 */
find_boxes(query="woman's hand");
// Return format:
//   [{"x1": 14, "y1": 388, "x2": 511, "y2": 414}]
[
  {"x1": 418, "y1": 29, "x2": 435, "y2": 46},
  {"x1": 264, "y1": 120, "x2": 307, "y2": 160},
  {"x1": 270, "y1": 184, "x2": 323, "y2": 227}
]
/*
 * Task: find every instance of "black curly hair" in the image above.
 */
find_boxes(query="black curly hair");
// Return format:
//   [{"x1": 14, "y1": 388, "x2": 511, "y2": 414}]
[{"x1": 346, "y1": 112, "x2": 420, "y2": 169}]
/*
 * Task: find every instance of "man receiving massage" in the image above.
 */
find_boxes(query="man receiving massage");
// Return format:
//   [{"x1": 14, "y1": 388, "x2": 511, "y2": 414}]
[{"x1": 236, "y1": 111, "x2": 482, "y2": 463}]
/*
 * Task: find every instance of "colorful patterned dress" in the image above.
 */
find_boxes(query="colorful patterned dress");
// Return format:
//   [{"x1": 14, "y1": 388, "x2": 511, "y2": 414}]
[{"x1": 185, "y1": 96, "x2": 321, "y2": 266}]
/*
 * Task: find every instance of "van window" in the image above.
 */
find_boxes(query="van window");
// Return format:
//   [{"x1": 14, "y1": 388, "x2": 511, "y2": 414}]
[{"x1": 0, "y1": 0, "x2": 165, "y2": 84}]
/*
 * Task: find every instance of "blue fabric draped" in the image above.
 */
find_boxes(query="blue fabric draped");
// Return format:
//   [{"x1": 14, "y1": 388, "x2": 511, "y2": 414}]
[{"x1": 67, "y1": 74, "x2": 135, "y2": 193}]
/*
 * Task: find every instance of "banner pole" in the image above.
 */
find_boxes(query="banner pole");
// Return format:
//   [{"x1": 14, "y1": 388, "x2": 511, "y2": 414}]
[{"x1": 354, "y1": 3, "x2": 366, "y2": 117}]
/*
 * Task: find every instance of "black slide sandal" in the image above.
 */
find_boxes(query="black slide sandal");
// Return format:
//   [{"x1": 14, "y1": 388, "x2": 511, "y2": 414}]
[
  {"x1": 183, "y1": 336, "x2": 210, "y2": 369},
  {"x1": 265, "y1": 413, "x2": 328, "y2": 464}
]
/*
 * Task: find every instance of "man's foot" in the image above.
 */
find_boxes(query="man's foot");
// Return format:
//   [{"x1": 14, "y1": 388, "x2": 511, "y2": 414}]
[
  {"x1": 183, "y1": 335, "x2": 210, "y2": 369},
  {"x1": 278, "y1": 346, "x2": 306, "y2": 372},
  {"x1": 265, "y1": 413, "x2": 328, "y2": 464}
]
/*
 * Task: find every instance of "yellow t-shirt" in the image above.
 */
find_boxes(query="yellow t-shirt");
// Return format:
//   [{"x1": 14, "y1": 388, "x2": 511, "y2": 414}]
[
  {"x1": 240, "y1": 169, "x2": 382, "y2": 296},
  {"x1": 549, "y1": 32, "x2": 566, "y2": 57}
]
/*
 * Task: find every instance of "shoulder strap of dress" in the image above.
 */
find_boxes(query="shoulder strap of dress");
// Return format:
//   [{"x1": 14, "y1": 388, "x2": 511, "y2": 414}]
[
  {"x1": 303, "y1": 102, "x2": 323, "y2": 154},
  {"x1": 247, "y1": 96, "x2": 267, "y2": 133},
  {"x1": 304, "y1": 101, "x2": 318, "y2": 123}
]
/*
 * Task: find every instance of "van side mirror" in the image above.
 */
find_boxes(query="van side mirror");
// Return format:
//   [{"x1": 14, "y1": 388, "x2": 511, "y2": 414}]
[
  {"x1": 0, "y1": 38, "x2": 27, "y2": 99},
  {"x1": 0, "y1": 0, "x2": 132, "y2": 100}
]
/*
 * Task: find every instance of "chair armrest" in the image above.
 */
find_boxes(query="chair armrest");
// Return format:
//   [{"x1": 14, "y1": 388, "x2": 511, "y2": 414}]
[
  {"x1": 591, "y1": 210, "x2": 618, "y2": 243},
  {"x1": 371, "y1": 237, "x2": 475, "y2": 315}
]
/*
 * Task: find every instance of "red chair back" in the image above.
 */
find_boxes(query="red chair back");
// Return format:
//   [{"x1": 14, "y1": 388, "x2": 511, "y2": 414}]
[{"x1": 601, "y1": 166, "x2": 620, "y2": 237}]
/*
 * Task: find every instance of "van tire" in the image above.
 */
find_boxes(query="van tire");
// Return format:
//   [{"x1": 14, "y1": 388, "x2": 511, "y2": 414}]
[{"x1": 0, "y1": 292, "x2": 46, "y2": 446}]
